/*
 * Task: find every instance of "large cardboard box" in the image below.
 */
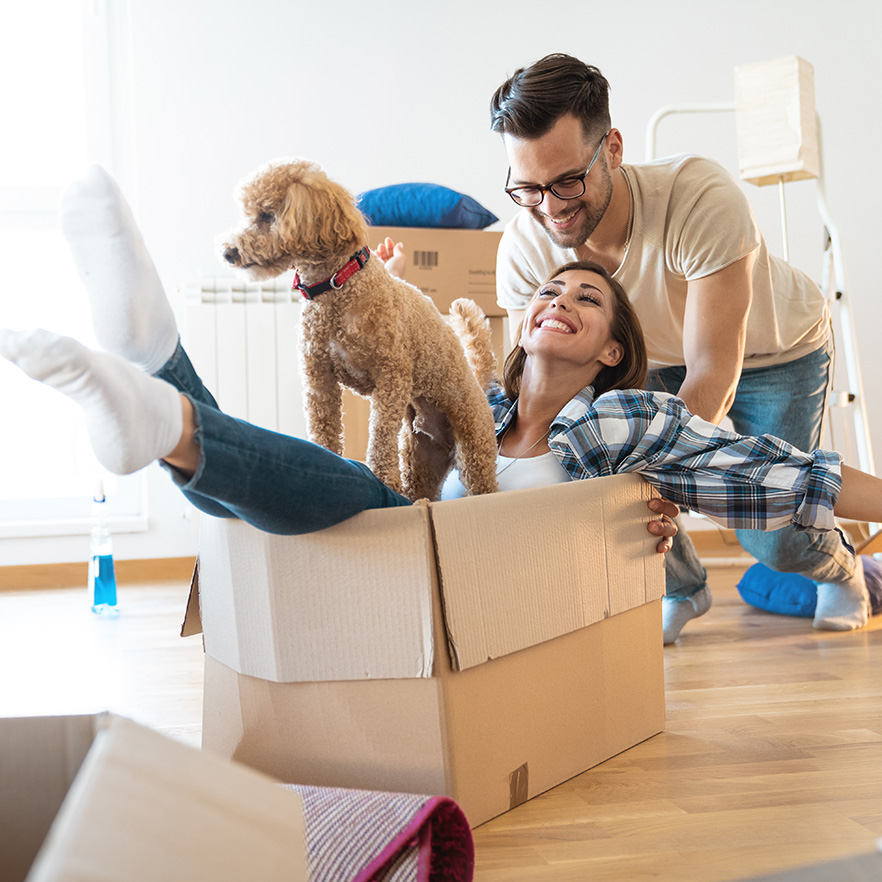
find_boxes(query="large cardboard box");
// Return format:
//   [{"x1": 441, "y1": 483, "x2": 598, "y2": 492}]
[
  {"x1": 0, "y1": 713, "x2": 306, "y2": 882},
  {"x1": 369, "y1": 225, "x2": 504, "y2": 317},
  {"x1": 188, "y1": 475, "x2": 666, "y2": 827}
]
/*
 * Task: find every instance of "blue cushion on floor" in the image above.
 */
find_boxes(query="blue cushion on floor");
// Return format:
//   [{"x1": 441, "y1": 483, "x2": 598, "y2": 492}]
[{"x1": 736, "y1": 556, "x2": 882, "y2": 617}]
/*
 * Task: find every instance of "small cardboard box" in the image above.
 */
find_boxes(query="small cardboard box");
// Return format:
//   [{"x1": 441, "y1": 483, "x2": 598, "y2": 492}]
[
  {"x1": 369, "y1": 225, "x2": 504, "y2": 317},
  {"x1": 0, "y1": 713, "x2": 307, "y2": 882},
  {"x1": 735, "y1": 55, "x2": 820, "y2": 186},
  {"x1": 187, "y1": 475, "x2": 666, "y2": 827}
]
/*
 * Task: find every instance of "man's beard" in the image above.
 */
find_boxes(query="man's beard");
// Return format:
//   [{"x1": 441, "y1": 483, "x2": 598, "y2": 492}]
[{"x1": 532, "y1": 161, "x2": 614, "y2": 249}]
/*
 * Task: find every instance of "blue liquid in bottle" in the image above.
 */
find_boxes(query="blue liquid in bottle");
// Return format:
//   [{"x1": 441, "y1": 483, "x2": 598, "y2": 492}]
[
  {"x1": 91, "y1": 553, "x2": 118, "y2": 611},
  {"x1": 90, "y1": 482, "x2": 119, "y2": 616}
]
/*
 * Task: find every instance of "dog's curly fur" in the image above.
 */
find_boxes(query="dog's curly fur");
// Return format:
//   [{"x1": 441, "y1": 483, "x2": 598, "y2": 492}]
[{"x1": 218, "y1": 157, "x2": 499, "y2": 500}]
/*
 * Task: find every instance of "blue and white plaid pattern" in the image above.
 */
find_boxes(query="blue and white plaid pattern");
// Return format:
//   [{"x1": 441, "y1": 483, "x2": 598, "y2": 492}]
[{"x1": 488, "y1": 384, "x2": 842, "y2": 533}]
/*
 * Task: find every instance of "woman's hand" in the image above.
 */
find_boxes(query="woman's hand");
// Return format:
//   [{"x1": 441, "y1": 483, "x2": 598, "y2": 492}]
[
  {"x1": 375, "y1": 236, "x2": 407, "y2": 280},
  {"x1": 647, "y1": 498, "x2": 679, "y2": 554}
]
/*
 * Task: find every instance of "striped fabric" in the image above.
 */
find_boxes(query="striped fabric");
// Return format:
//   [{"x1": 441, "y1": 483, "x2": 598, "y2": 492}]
[
  {"x1": 488, "y1": 384, "x2": 843, "y2": 534},
  {"x1": 283, "y1": 784, "x2": 473, "y2": 882}
]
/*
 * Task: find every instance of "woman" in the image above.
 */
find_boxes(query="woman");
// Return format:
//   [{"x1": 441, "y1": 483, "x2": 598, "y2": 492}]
[
  {"x1": 439, "y1": 258, "x2": 877, "y2": 637},
  {"x1": 2, "y1": 168, "x2": 875, "y2": 630},
  {"x1": 442, "y1": 259, "x2": 854, "y2": 542}
]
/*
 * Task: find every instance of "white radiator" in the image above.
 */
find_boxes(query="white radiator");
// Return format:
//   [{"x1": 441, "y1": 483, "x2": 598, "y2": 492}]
[
  {"x1": 181, "y1": 273, "x2": 307, "y2": 437},
  {"x1": 180, "y1": 275, "x2": 372, "y2": 459}
]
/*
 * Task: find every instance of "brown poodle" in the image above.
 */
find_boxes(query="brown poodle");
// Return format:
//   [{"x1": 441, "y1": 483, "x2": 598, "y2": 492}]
[{"x1": 218, "y1": 157, "x2": 499, "y2": 501}]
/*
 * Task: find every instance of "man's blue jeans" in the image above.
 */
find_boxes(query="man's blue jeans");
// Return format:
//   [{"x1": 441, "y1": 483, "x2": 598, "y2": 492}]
[
  {"x1": 645, "y1": 344, "x2": 855, "y2": 599},
  {"x1": 155, "y1": 341, "x2": 411, "y2": 535}
]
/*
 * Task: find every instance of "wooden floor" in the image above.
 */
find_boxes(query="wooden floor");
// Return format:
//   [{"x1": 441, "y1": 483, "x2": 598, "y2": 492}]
[{"x1": 1, "y1": 564, "x2": 880, "y2": 881}]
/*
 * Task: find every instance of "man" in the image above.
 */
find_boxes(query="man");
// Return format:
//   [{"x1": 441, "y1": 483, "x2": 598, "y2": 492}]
[{"x1": 490, "y1": 53, "x2": 869, "y2": 641}]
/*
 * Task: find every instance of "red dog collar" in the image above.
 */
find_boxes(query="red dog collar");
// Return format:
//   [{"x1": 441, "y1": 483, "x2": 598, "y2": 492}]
[{"x1": 292, "y1": 246, "x2": 371, "y2": 300}]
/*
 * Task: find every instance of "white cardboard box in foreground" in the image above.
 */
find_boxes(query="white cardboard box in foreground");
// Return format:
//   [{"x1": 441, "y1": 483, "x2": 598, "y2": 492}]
[
  {"x1": 187, "y1": 474, "x2": 666, "y2": 827},
  {"x1": 0, "y1": 712, "x2": 306, "y2": 882}
]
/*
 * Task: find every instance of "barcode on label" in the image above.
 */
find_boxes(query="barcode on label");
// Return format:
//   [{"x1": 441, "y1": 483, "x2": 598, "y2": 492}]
[{"x1": 413, "y1": 250, "x2": 439, "y2": 268}]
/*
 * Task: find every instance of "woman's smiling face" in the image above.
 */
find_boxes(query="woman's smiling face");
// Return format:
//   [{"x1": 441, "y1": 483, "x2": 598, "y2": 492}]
[{"x1": 520, "y1": 269, "x2": 624, "y2": 372}]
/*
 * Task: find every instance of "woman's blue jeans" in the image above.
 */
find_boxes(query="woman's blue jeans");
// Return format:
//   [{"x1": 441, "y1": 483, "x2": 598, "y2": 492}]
[
  {"x1": 645, "y1": 343, "x2": 856, "y2": 599},
  {"x1": 155, "y1": 341, "x2": 411, "y2": 534}
]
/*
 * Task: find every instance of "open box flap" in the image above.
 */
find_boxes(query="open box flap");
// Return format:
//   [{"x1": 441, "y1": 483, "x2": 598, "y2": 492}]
[
  {"x1": 0, "y1": 714, "x2": 99, "y2": 882},
  {"x1": 429, "y1": 475, "x2": 665, "y2": 671},
  {"x1": 27, "y1": 714, "x2": 307, "y2": 882},
  {"x1": 198, "y1": 503, "x2": 437, "y2": 682},
  {"x1": 180, "y1": 561, "x2": 202, "y2": 638}
]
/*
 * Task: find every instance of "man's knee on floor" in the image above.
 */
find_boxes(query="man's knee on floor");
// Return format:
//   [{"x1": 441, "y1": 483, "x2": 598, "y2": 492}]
[{"x1": 735, "y1": 528, "x2": 854, "y2": 581}]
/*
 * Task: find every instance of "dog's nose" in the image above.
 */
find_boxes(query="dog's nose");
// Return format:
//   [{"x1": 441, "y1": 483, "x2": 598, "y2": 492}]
[{"x1": 223, "y1": 246, "x2": 240, "y2": 265}]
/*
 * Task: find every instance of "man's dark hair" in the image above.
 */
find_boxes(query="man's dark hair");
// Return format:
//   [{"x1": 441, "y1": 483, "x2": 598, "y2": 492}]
[{"x1": 490, "y1": 53, "x2": 611, "y2": 142}]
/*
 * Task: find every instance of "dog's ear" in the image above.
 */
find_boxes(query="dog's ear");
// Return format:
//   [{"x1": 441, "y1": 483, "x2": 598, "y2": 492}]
[{"x1": 277, "y1": 173, "x2": 368, "y2": 263}]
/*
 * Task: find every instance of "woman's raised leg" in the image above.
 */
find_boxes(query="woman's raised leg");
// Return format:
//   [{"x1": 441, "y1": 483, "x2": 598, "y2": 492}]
[
  {"x1": 59, "y1": 165, "x2": 179, "y2": 374},
  {"x1": 0, "y1": 329, "x2": 409, "y2": 534},
  {"x1": 61, "y1": 164, "x2": 221, "y2": 409},
  {"x1": 0, "y1": 329, "x2": 183, "y2": 475}
]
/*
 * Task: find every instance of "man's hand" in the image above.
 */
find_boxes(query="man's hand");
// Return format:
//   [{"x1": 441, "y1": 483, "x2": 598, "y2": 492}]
[{"x1": 647, "y1": 497, "x2": 679, "y2": 554}]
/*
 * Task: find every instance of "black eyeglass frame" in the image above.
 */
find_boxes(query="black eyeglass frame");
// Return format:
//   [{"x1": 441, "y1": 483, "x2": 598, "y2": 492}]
[{"x1": 504, "y1": 132, "x2": 609, "y2": 207}]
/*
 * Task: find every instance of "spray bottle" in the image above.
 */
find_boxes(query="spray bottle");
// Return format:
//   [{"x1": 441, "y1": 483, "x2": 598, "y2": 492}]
[{"x1": 89, "y1": 478, "x2": 119, "y2": 616}]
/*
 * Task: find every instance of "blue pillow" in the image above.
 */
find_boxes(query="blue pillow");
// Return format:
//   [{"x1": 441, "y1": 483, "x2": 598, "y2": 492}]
[
  {"x1": 736, "y1": 556, "x2": 882, "y2": 617},
  {"x1": 357, "y1": 183, "x2": 498, "y2": 229}
]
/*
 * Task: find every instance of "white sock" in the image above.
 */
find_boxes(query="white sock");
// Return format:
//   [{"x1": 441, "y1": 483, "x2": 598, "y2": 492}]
[
  {"x1": 0, "y1": 329, "x2": 183, "y2": 475},
  {"x1": 662, "y1": 585, "x2": 712, "y2": 644},
  {"x1": 813, "y1": 560, "x2": 870, "y2": 631},
  {"x1": 59, "y1": 164, "x2": 178, "y2": 374}
]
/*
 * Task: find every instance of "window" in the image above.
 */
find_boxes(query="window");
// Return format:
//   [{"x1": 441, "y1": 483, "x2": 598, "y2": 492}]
[{"x1": 0, "y1": 1, "x2": 144, "y2": 537}]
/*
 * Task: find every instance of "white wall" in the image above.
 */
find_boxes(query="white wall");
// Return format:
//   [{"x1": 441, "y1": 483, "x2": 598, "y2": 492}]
[{"x1": 9, "y1": 0, "x2": 882, "y2": 563}]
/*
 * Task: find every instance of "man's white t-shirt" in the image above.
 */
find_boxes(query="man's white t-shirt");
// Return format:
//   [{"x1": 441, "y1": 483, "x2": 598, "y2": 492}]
[{"x1": 496, "y1": 154, "x2": 830, "y2": 371}]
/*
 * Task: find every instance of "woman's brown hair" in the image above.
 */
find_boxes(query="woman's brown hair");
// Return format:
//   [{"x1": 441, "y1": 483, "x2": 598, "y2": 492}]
[{"x1": 502, "y1": 261, "x2": 648, "y2": 401}]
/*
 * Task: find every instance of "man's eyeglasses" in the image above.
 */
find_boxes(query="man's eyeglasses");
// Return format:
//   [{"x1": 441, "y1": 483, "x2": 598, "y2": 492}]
[{"x1": 505, "y1": 132, "x2": 609, "y2": 207}]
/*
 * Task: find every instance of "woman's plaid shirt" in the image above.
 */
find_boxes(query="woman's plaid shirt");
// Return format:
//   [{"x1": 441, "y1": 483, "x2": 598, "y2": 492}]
[{"x1": 487, "y1": 384, "x2": 842, "y2": 533}]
